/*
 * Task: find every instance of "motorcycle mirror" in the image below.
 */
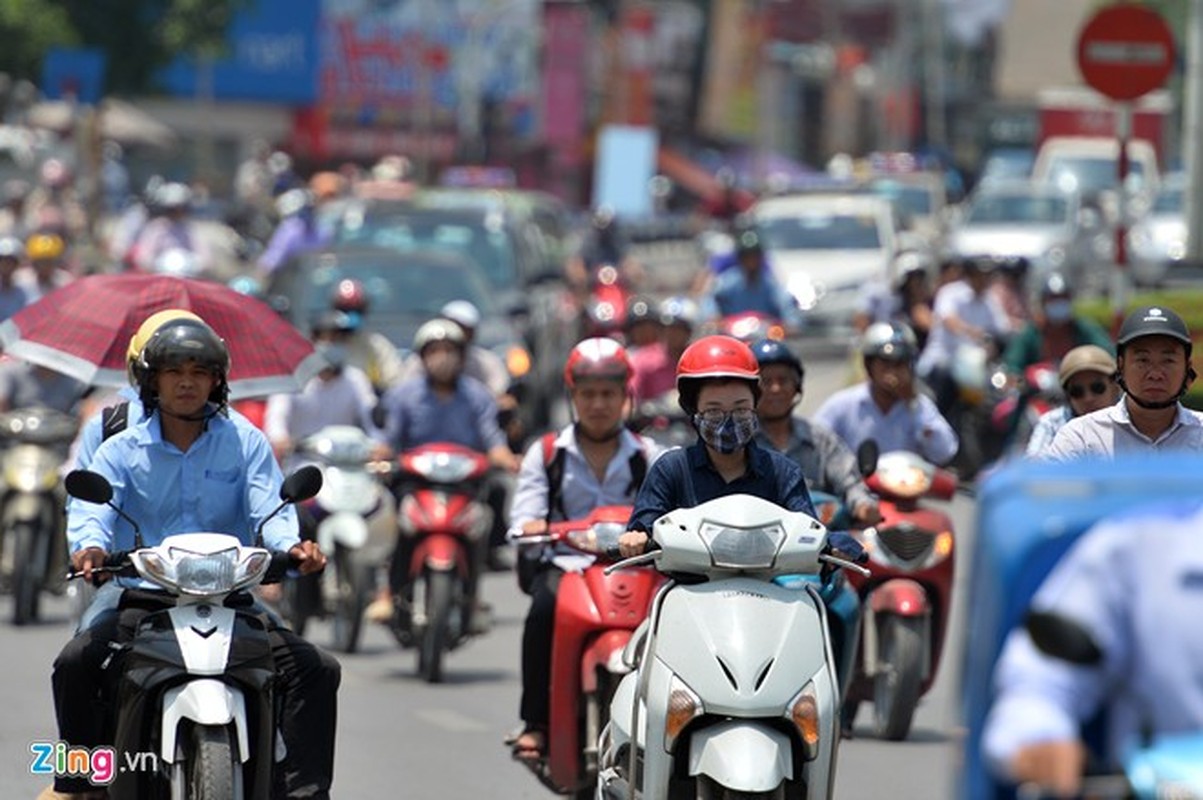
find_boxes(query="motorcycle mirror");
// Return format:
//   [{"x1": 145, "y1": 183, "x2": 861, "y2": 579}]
[
  {"x1": 1025, "y1": 609, "x2": 1103, "y2": 666},
  {"x1": 65, "y1": 470, "x2": 113, "y2": 504},
  {"x1": 281, "y1": 465, "x2": 323, "y2": 503},
  {"x1": 856, "y1": 440, "x2": 879, "y2": 477}
]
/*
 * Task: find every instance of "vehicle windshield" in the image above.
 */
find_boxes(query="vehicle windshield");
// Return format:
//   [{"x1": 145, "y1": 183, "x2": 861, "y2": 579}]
[
  {"x1": 335, "y1": 210, "x2": 518, "y2": 289},
  {"x1": 966, "y1": 193, "x2": 1069, "y2": 225},
  {"x1": 1152, "y1": 185, "x2": 1184, "y2": 214},
  {"x1": 1046, "y1": 156, "x2": 1147, "y2": 194},
  {"x1": 868, "y1": 181, "x2": 934, "y2": 217},
  {"x1": 299, "y1": 254, "x2": 496, "y2": 323},
  {"x1": 759, "y1": 212, "x2": 883, "y2": 250}
]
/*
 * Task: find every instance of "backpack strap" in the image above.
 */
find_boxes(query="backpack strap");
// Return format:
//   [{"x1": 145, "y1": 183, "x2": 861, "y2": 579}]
[
  {"x1": 624, "y1": 442, "x2": 649, "y2": 496},
  {"x1": 542, "y1": 432, "x2": 567, "y2": 523},
  {"x1": 101, "y1": 401, "x2": 130, "y2": 442}
]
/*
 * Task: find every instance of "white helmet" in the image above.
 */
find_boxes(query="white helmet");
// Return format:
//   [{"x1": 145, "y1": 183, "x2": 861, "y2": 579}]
[
  {"x1": 440, "y1": 300, "x2": 482, "y2": 330},
  {"x1": 413, "y1": 318, "x2": 466, "y2": 353}
]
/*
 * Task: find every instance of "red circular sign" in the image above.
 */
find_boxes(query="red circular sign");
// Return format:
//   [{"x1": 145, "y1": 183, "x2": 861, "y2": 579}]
[{"x1": 1077, "y1": 5, "x2": 1175, "y2": 101}]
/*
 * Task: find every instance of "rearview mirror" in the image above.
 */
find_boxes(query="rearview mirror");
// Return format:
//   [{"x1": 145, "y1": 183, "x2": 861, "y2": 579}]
[
  {"x1": 1025, "y1": 610, "x2": 1103, "y2": 666},
  {"x1": 856, "y1": 440, "x2": 880, "y2": 478},
  {"x1": 65, "y1": 470, "x2": 114, "y2": 505},
  {"x1": 281, "y1": 465, "x2": 323, "y2": 503}
]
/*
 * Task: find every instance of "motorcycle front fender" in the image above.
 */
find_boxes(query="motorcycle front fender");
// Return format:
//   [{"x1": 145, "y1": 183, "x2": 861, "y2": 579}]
[
  {"x1": 317, "y1": 511, "x2": 369, "y2": 552},
  {"x1": 687, "y1": 720, "x2": 793, "y2": 792},
  {"x1": 412, "y1": 534, "x2": 465, "y2": 575},
  {"x1": 160, "y1": 679, "x2": 249, "y2": 764},
  {"x1": 581, "y1": 629, "x2": 634, "y2": 691},
  {"x1": 867, "y1": 577, "x2": 930, "y2": 617}
]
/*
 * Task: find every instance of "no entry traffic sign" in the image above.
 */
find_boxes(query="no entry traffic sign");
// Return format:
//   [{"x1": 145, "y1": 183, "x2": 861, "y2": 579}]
[{"x1": 1076, "y1": 4, "x2": 1175, "y2": 102}]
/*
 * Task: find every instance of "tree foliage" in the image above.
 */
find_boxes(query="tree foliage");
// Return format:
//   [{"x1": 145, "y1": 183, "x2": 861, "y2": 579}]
[{"x1": 0, "y1": 0, "x2": 248, "y2": 96}]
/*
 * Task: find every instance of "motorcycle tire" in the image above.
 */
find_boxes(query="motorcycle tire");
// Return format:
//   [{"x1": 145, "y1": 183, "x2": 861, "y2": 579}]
[
  {"x1": 693, "y1": 775, "x2": 783, "y2": 799},
  {"x1": 873, "y1": 615, "x2": 924, "y2": 741},
  {"x1": 418, "y1": 569, "x2": 455, "y2": 683},
  {"x1": 11, "y1": 522, "x2": 42, "y2": 626},
  {"x1": 284, "y1": 573, "x2": 323, "y2": 638},
  {"x1": 186, "y1": 724, "x2": 239, "y2": 799},
  {"x1": 331, "y1": 545, "x2": 370, "y2": 655}
]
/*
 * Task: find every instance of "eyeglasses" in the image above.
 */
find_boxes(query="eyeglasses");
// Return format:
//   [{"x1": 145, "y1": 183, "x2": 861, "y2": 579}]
[
  {"x1": 1066, "y1": 381, "x2": 1110, "y2": 400},
  {"x1": 696, "y1": 408, "x2": 756, "y2": 426}
]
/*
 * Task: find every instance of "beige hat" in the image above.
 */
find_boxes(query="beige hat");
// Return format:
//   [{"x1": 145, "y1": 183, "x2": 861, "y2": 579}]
[{"x1": 1059, "y1": 345, "x2": 1117, "y2": 386}]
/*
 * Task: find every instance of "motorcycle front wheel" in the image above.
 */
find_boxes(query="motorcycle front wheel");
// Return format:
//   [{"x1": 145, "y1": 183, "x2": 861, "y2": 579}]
[
  {"x1": 872, "y1": 615, "x2": 924, "y2": 741},
  {"x1": 185, "y1": 724, "x2": 240, "y2": 799},
  {"x1": 417, "y1": 569, "x2": 456, "y2": 683},
  {"x1": 11, "y1": 521, "x2": 43, "y2": 626},
  {"x1": 330, "y1": 545, "x2": 371, "y2": 654},
  {"x1": 692, "y1": 776, "x2": 786, "y2": 799}
]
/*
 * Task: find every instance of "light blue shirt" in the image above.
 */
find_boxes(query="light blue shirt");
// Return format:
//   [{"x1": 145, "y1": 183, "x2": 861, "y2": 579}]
[
  {"x1": 379, "y1": 374, "x2": 505, "y2": 453},
  {"x1": 1024, "y1": 405, "x2": 1072, "y2": 457},
  {"x1": 702, "y1": 266, "x2": 805, "y2": 331},
  {"x1": 812, "y1": 382, "x2": 959, "y2": 466},
  {"x1": 68, "y1": 407, "x2": 299, "y2": 565},
  {"x1": 982, "y1": 502, "x2": 1203, "y2": 779}
]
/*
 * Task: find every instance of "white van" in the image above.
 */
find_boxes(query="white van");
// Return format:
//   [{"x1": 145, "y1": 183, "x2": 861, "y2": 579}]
[{"x1": 1031, "y1": 136, "x2": 1159, "y2": 206}]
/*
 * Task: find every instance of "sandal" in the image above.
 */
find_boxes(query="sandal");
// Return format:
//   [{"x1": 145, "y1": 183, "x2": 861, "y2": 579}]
[{"x1": 509, "y1": 726, "x2": 547, "y2": 763}]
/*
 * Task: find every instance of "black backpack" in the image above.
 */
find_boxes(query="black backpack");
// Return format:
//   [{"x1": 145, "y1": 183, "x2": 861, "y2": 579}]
[{"x1": 101, "y1": 401, "x2": 131, "y2": 442}]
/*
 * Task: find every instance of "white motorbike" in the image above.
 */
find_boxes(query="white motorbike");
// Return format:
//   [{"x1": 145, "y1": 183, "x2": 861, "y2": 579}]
[
  {"x1": 287, "y1": 425, "x2": 395, "y2": 653},
  {"x1": 64, "y1": 465, "x2": 322, "y2": 800},
  {"x1": 597, "y1": 494, "x2": 869, "y2": 800}
]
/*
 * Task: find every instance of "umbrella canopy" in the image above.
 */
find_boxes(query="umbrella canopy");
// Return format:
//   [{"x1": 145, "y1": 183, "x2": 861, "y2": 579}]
[
  {"x1": 0, "y1": 274, "x2": 323, "y2": 399},
  {"x1": 25, "y1": 98, "x2": 178, "y2": 149}
]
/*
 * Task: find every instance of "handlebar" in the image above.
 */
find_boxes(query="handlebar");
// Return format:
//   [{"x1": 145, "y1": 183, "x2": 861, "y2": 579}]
[
  {"x1": 65, "y1": 550, "x2": 135, "y2": 584},
  {"x1": 262, "y1": 551, "x2": 303, "y2": 585}
]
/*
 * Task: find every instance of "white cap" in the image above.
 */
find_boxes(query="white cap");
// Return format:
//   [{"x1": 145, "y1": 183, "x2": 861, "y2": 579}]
[{"x1": 441, "y1": 300, "x2": 482, "y2": 329}]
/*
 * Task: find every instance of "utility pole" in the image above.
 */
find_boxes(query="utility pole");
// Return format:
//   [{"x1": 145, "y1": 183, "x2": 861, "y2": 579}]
[{"x1": 1185, "y1": 0, "x2": 1203, "y2": 267}]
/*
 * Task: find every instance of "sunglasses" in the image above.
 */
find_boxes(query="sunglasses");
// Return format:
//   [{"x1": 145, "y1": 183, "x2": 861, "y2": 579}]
[{"x1": 1066, "y1": 381, "x2": 1109, "y2": 400}]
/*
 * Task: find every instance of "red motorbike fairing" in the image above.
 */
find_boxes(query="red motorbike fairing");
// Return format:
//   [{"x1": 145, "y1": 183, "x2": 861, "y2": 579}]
[
  {"x1": 868, "y1": 577, "x2": 930, "y2": 616},
  {"x1": 411, "y1": 533, "x2": 465, "y2": 575}
]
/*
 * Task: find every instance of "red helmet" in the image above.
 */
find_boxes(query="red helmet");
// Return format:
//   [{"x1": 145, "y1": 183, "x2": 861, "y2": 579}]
[
  {"x1": 676, "y1": 335, "x2": 761, "y2": 413},
  {"x1": 331, "y1": 278, "x2": 368, "y2": 313},
  {"x1": 564, "y1": 337, "x2": 631, "y2": 389}
]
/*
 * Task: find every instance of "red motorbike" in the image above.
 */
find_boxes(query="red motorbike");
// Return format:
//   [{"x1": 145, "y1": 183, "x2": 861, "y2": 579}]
[
  {"x1": 716, "y1": 311, "x2": 786, "y2": 344},
  {"x1": 583, "y1": 264, "x2": 631, "y2": 340},
  {"x1": 990, "y1": 360, "x2": 1062, "y2": 454},
  {"x1": 845, "y1": 449, "x2": 958, "y2": 740},
  {"x1": 513, "y1": 506, "x2": 664, "y2": 798},
  {"x1": 392, "y1": 442, "x2": 493, "y2": 683}
]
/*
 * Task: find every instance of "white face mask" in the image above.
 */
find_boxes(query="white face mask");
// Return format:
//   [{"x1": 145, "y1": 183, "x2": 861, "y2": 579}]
[{"x1": 1044, "y1": 299, "x2": 1073, "y2": 323}]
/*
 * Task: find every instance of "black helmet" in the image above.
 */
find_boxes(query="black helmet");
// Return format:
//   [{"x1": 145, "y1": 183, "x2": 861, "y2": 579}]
[
  {"x1": 625, "y1": 295, "x2": 659, "y2": 329},
  {"x1": 136, "y1": 318, "x2": 231, "y2": 414},
  {"x1": 750, "y1": 338, "x2": 804, "y2": 384},
  {"x1": 1041, "y1": 271, "x2": 1072, "y2": 299},
  {"x1": 1116, "y1": 305, "x2": 1191, "y2": 354},
  {"x1": 735, "y1": 229, "x2": 763, "y2": 255},
  {"x1": 861, "y1": 321, "x2": 918, "y2": 362}
]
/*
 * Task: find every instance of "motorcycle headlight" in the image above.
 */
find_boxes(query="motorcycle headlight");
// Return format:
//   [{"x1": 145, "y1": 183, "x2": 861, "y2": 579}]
[
  {"x1": 506, "y1": 346, "x2": 531, "y2": 379},
  {"x1": 664, "y1": 675, "x2": 703, "y2": 751},
  {"x1": 698, "y1": 521, "x2": 785, "y2": 570},
  {"x1": 170, "y1": 547, "x2": 238, "y2": 595},
  {"x1": 409, "y1": 452, "x2": 479, "y2": 483},
  {"x1": 3, "y1": 446, "x2": 60, "y2": 492},
  {"x1": 787, "y1": 681, "x2": 822, "y2": 761}
]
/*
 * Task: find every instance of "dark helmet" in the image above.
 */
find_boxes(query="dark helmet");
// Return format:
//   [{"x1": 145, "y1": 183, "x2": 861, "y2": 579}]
[
  {"x1": 330, "y1": 278, "x2": 368, "y2": 314},
  {"x1": 1041, "y1": 271, "x2": 1072, "y2": 300},
  {"x1": 750, "y1": 338, "x2": 804, "y2": 385},
  {"x1": 1116, "y1": 305, "x2": 1192, "y2": 356},
  {"x1": 625, "y1": 295, "x2": 659, "y2": 329},
  {"x1": 135, "y1": 318, "x2": 231, "y2": 414},
  {"x1": 735, "y1": 228, "x2": 763, "y2": 256},
  {"x1": 861, "y1": 321, "x2": 919, "y2": 362}
]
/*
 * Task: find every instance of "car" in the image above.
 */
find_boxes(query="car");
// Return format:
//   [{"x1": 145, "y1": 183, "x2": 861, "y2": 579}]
[
  {"x1": 750, "y1": 192, "x2": 900, "y2": 332},
  {"x1": 1031, "y1": 136, "x2": 1159, "y2": 223},
  {"x1": 946, "y1": 180, "x2": 1104, "y2": 287},
  {"x1": 1127, "y1": 172, "x2": 1185, "y2": 287},
  {"x1": 862, "y1": 171, "x2": 949, "y2": 255}
]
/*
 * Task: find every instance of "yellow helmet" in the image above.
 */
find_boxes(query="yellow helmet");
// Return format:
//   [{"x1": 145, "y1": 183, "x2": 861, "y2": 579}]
[
  {"x1": 126, "y1": 309, "x2": 203, "y2": 384},
  {"x1": 26, "y1": 233, "x2": 65, "y2": 261}
]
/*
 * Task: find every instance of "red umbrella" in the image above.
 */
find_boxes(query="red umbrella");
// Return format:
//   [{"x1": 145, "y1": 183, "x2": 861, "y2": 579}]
[{"x1": 0, "y1": 274, "x2": 323, "y2": 399}]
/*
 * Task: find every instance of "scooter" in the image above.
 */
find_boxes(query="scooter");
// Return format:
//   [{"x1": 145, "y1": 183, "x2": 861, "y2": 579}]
[
  {"x1": 948, "y1": 339, "x2": 1008, "y2": 479},
  {"x1": 512, "y1": 505, "x2": 664, "y2": 799},
  {"x1": 0, "y1": 405, "x2": 79, "y2": 625},
  {"x1": 597, "y1": 494, "x2": 869, "y2": 800},
  {"x1": 583, "y1": 263, "x2": 631, "y2": 340},
  {"x1": 391, "y1": 441, "x2": 493, "y2": 683},
  {"x1": 1022, "y1": 610, "x2": 1203, "y2": 799},
  {"x1": 63, "y1": 464, "x2": 323, "y2": 799},
  {"x1": 716, "y1": 311, "x2": 786, "y2": 344},
  {"x1": 844, "y1": 449, "x2": 957, "y2": 741},
  {"x1": 285, "y1": 425, "x2": 396, "y2": 653},
  {"x1": 989, "y1": 361, "x2": 1061, "y2": 455}
]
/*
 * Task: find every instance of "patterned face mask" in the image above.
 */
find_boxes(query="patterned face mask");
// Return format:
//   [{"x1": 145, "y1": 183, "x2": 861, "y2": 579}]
[{"x1": 693, "y1": 408, "x2": 759, "y2": 454}]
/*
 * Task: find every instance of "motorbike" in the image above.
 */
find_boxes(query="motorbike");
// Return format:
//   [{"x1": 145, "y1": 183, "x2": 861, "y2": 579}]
[
  {"x1": 947, "y1": 339, "x2": 1009, "y2": 479},
  {"x1": 391, "y1": 441, "x2": 494, "y2": 683},
  {"x1": 1022, "y1": 610, "x2": 1203, "y2": 799},
  {"x1": 284, "y1": 425, "x2": 396, "y2": 654},
  {"x1": 597, "y1": 494, "x2": 870, "y2": 800},
  {"x1": 988, "y1": 361, "x2": 1062, "y2": 456},
  {"x1": 715, "y1": 311, "x2": 786, "y2": 344},
  {"x1": 631, "y1": 390, "x2": 694, "y2": 450},
  {"x1": 0, "y1": 405, "x2": 79, "y2": 625},
  {"x1": 583, "y1": 263, "x2": 632, "y2": 340},
  {"x1": 62, "y1": 464, "x2": 323, "y2": 799},
  {"x1": 844, "y1": 448, "x2": 958, "y2": 741},
  {"x1": 512, "y1": 505, "x2": 664, "y2": 799}
]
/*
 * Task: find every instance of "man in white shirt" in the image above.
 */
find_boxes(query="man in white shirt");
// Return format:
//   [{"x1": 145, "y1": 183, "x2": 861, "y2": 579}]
[{"x1": 1040, "y1": 305, "x2": 1203, "y2": 460}]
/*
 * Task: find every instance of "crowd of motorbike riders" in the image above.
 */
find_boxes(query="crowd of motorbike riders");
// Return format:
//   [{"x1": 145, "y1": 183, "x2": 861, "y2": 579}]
[{"x1": 0, "y1": 144, "x2": 1199, "y2": 797}]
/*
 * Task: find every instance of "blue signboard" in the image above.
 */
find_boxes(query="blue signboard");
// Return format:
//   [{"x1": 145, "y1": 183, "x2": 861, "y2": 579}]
[
  {"x1": 42, "y1": 48, "x2": 106, "y2": 104},
  {"x1": 156, "y1": 0, "x2": 321, "y2": 105}
]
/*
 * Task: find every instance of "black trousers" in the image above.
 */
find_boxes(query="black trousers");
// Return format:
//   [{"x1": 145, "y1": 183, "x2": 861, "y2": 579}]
[
  {"x1": 51, "y1": 590, "x2": 340, "y2": 798},
  {"x1": 519, "y1": 566, "x2": 563, "y2": 728}
]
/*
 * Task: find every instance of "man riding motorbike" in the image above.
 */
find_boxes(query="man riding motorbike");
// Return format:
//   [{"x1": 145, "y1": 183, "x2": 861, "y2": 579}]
[
  {"x1": 43, "y1": 317, "x2": 339, "y2": 800},
  {"x1": 1024, "y1": 345, "x2": 1120, "y2": 457},
  {"x1": 327, "y1": 278, "x2": 405, "y2": 394},
  {"x1": 630, "y1": 295, "x2": 699, "y2": 405},
  {"x1": 508, "y1": 337, "x2": 660, "y2": 762},
  {"x1": 1040, "y1": 304, "x2": 1203, "y2": 460},
  {"x1": 751, "y1": 338, "x2": 881, "y2": 525},
  {"x1": 1002, "y1": 272, "x2": 1112, "y2": 378},
  {"x1": 698, "y1": 229, "x2": 805, "y2": 335},
  {"x1": 814, "y1": 322, "x2": 959, "y2": 466}
]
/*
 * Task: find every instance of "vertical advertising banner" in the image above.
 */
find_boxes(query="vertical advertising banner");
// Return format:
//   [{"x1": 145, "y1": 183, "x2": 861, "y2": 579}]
[{"x1": 699, "y1": 0, "x2": 764, "y2": 142}]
